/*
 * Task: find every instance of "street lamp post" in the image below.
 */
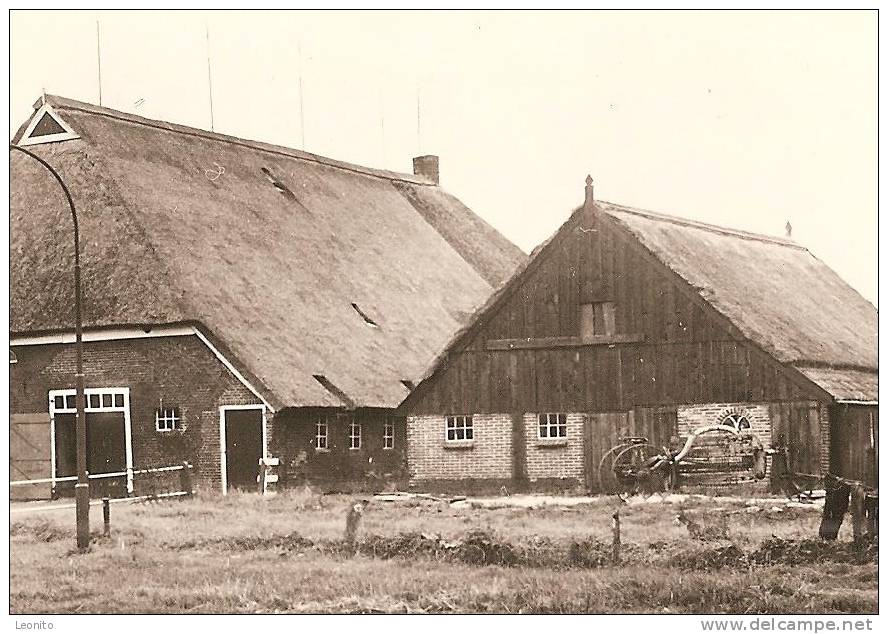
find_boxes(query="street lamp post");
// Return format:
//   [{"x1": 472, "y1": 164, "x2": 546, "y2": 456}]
[{"x1": 10, "y1": 144, "x2": 90, "y2": 549}]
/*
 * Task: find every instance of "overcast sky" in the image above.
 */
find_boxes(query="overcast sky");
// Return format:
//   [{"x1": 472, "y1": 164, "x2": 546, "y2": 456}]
[{"x1": 10, "y1": 10, "x2": 877, "y2": 304}]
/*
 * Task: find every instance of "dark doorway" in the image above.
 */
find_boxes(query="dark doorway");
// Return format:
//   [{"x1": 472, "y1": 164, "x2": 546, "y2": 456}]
[
  {"x1": 224, "y1": 408, "x2": 263, "y2": 492},
  {"x1": 54, "y1": 412, "x2": 128, "y2": 498}
]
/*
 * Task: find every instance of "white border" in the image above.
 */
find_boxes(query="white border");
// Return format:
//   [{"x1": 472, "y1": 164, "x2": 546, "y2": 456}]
[
  {"x1": 17, "y1": 103, "x2": 80, "y2": 146},
  {"x1": 12, "y1": 325, "x2": 274, "y2": 413},
  {"x1": 48, "y1": 387, "x2": 133, "y2": 494},
  {"x1": 219, "y1": 404, "x2": 268, "y2": 495}
]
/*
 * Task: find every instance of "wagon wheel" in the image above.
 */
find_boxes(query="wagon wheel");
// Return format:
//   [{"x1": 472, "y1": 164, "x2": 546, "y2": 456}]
[
  {"x1": 610, "y1": 443, "x2": 671, "y2": 495},
  {"x1": 597, "y1": 443, "x2": 629, "y2": 494}
]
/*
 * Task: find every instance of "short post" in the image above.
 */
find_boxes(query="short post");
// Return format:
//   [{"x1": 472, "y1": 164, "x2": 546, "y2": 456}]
[
  {"x1": 611, "y1": 509, "x2": 621, "y2": 564},
  {"x1": 179, "y1": 461, "x2": 192, "y2": 497},
  {"x1": 102, "y1": 497, "x2": 111, "y2": 537},
  {"x1": 850, "y1": 483, "x2": 866, "y2": 547},
  {"x1": 258, "y1": 458, "x2": 267, "y2": 495}
]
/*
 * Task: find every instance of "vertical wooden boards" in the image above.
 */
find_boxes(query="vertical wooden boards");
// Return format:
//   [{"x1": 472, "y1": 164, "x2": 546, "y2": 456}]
[
  {"x1": 10, "y1": 412, "x2": 52, "y2": 500},
  {"x1": 830, "y1": 404, "x2": 879, "y2": 487}
]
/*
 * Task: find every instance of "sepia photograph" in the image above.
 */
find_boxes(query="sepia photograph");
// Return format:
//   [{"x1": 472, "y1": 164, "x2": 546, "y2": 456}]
[{"x1": 4, "y1": 7, "x2": 879, "y2": 623}]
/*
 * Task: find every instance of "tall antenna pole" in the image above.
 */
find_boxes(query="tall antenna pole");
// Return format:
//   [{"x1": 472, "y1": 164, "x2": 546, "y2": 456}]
[
  {"x1": 416, "y1": 85, "x2": 421, "y2": 154},
  {"x1": 96, "y1": 20, "x2": 103, "y2": 106},
  {"x1": 297, "y1": 39, "x2": 305, "y2": 150},
  {"x1": 205, "y1": 23, "x2": 215, "y2": 132},
  {"x1": 379, "y1": 87, "x2": 385, "y2": 166}
]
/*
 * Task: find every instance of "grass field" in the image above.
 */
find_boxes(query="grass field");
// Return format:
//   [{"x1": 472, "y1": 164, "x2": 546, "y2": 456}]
[{"x1": 9, "y1": 490, "x2": 877, "y2": 614}]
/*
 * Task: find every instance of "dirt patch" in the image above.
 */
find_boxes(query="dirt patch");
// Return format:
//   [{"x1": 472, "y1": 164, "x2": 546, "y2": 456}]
[
  {"x1": 165, "y1": 531, "x2": 314, "y2": 553},
  {"x1": 11, "y1": 520, "x2": 69, "y2": 543},
  {"x1": 750, "y1": 538, "x2": 877, "y2": 566}
]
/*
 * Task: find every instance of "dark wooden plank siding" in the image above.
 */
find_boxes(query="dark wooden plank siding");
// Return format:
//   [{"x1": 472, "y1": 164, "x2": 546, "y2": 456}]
[
  {"x1": 830, "y1": 404, "x2": 878, "y2": 487},
  {"x1": 407, "y1": 208, "x2": 823, "y2": 416}
]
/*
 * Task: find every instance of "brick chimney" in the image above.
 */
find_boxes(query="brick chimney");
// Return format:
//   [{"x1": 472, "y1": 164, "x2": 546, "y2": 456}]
[{"x1": 413, "y1": 155, "x2": 439, "y2": 184}]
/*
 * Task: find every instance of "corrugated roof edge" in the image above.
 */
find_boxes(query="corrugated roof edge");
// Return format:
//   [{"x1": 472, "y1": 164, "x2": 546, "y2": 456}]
[{"x1": 36, "y1": 94, "x2": 435, "y2": 186}]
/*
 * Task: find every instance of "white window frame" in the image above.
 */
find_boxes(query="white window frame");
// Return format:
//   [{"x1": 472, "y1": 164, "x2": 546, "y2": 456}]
[
  {"x1": 445, "y1": 415, "x2": 474, "y2": 442},
  {"x1": 48, "y1": 387, "x2": 133, "y2": 494},
  {"x1": 721, "y1": 412, "x2": 751, "y2": 431},
  {"x1": 155, "y1": 407, "x2": 181, "y2": 432},
  {"x1": 538, "y1": 413, "x2": 568, "y2": 439},
  {"x1": 383, "y1": 420, "x2": 395, "y2": 450},
  {"x1": 315, "y1": 418, "x2": 329, "y2": 450},
  {"x1": 18, "y1": 103, "x2": 80, "y2": 147},
  {"x1": 219, "y1": 404, "x2": 268, "y2": 495},
  {"x1": 349, "y1": 421, "x2": 362, "y2": 450}
]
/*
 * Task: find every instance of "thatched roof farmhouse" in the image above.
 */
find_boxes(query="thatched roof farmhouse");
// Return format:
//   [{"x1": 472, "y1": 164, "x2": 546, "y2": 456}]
[{"x1": 10, "y1": 95, "x2": 525, "y2": 495}]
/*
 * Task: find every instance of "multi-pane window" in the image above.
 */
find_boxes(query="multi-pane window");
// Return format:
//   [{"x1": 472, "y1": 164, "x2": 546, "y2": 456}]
[
  {"x1": 721, "y1": 413, "x2": 751, "y2": 431},
  {"x1": 445, "y1": 415, "x2": 474, "y2": 441},
  {"x1": 155, "y1": 407, "x2": 181, "y2": 432},
  {"x1": 383, "y1": 421, "x2": 395, "y2": 449},
  {"x1": 349, "y1": 421, "x2": 362, "y2": 450},
  {"x1": 538, "y1": 413, "x2": 567, "y2": 439},
  {"x1": 51, "y1": 389, "x2": 126, "y2": 413},
  {"x1": 315, "y1": 419, "x2": 328, "y2": 450}
]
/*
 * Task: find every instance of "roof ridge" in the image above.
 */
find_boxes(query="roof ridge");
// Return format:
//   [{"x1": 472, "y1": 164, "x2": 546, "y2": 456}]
[
  {"x1": 41, "y1": 94, "x2": 434, "y2": 186},
  {"x1": 599, "y1": 200, "x2": 806, "y2": 250}
]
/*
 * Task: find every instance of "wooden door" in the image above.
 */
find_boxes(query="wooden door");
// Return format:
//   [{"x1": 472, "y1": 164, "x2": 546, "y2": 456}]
[
  {"x1": 224, "y1": 409, "x2": 263, "y2": 492},
  {"x1": 54, "y1": 411, "x2": 127, "y2": 498}
]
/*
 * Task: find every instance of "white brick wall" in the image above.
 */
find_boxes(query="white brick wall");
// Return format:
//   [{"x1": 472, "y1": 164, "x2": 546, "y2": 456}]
[
  {"x1": 406, "y1": 413, "x2": 512, "y2": 482},
  {"x1": 677, "y1": 402, "x2": 772, "y2": 482},
  {"x1": 524, "y1": 413, "x2": 585, "y2": 481}
]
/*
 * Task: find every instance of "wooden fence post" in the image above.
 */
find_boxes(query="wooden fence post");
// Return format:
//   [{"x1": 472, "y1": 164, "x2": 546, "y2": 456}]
[
  {"x1": 612, "y1": 509, "x2": 621, "y2": 564},
  {"x1": 179, "y1": 461, "x2": 193, "y2": 497},
  {"x1": 258, "y1": 458, "x2": 267, "y2": 495},
  {"x1": 102, "y1": 497, "x2": 111, "y2": 537},
  {"x1": 850, "y1": 483, "x2": 866, "y2": 547}
]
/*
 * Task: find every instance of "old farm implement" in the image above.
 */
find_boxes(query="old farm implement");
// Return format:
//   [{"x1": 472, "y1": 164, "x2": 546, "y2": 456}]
[{"x1": 597, "y1": 424, "x2": 768, "y2": 494}]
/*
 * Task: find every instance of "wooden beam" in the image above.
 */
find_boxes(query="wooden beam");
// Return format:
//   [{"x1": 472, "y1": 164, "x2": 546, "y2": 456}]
[{"x1": 486, "y1": 334, "x2": 645, "y2": 351}]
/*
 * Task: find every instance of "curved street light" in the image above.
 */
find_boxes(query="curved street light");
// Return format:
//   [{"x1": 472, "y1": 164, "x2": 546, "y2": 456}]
[{"x1": 10, "y1": 144, "x2": 89, "y2": 549}]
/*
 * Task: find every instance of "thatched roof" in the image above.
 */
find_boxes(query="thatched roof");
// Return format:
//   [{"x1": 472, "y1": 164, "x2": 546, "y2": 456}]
[
  {"x1": 410, "y1": 200, "x2": 877, "y2": 403},
  {"x1": 10, "y1": 95, "x2": 526, "y2": 410},
  {"x1": 603, "y1": 202, "x2": 877, "y2": 401}
]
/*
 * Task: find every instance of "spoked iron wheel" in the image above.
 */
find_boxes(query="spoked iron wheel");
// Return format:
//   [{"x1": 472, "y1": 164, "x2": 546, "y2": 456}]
[{"x1": 599, "y1": 442, "x2": 671, "y2": 494}]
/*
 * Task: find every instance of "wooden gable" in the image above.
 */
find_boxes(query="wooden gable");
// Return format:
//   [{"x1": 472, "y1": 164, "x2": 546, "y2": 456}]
[{"x1": 404, "y1": 204, "x2": 829, "y2": 416}]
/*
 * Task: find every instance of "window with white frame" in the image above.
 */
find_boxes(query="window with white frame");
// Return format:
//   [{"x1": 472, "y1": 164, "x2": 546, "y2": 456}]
[
  {"x1": 349, "y1": 421, "x2": 362, "y2": 449},
  {"x1": 155, "y1": 407, "x2": 181, "y2": 432},
  {"x1": 50, "y1": 388, "x2": 126, "y2": 413},
  {"x1": 538, "y1": 413, "x2": 567, "y2": 438},
  {"x1": 315, "y1": 419, "x2": 328, "y2": 450},
  {"x1": 445, "y1": 415, "x2": 473, "y2": 441},
  {"x1": 383, "y1": 420, "x2": 395, "y2": 449}
]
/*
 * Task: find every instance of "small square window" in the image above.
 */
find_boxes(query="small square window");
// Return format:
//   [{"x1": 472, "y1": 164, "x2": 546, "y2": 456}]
[
  {"x1": 88, "y1": 394, "x2": 101, "y2": 409},
  {"x1": 349, "y1": 421, "x2": 362, "y2": 450},
  {"x1": 383, "y1": 421, "x2": 394, "y2": 449},
  {"x1": 65, "y1": 395, "x2": 75, "y2": 410},
  {"x1": 114, "y1": 394, "x2": 124, "y2": 407},
  {"x1": 445, "y1": 415, "x2": 473, "y2": 441},
  {"x1": 53, "y1": 395, "x2": 64, "y2": 410},
  {"x1": 315, "y1": 420, "x2": 328, "y2": 450},
  {"x1": 538, "y1": 413, "x2": 568, "y2": 439},
  {"x1": 155, "y1": 407, "x2": 181, "y2": 432},
  {"x1": 102, "y1": 394, "x2": 112, "y2": 408}
]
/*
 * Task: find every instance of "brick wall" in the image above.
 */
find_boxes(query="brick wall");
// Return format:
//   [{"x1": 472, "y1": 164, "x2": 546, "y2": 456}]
[
  {"x1": 407, "y1": 413, "x2": 512, "y2": 482},
  {"x1": 10, "y1": 335, "x2": 262, "y2": 494},
  {"x1": 677, "y1": 402, "x2": 772, "y2": 487},
  {"x1": 819, "y1": 404, "x2": 830, "y2": 476},
  {"x1": 271, "y1": 409, "x2": 407, "y2": 491},
  {"x1": 523, "y1": 413, "x2": 585, "y2": 482}
]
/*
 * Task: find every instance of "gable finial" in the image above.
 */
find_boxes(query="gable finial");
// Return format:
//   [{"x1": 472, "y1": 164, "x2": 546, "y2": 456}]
[{"x1": 584, "y1": 174, "x2": 594, "y2": 209}]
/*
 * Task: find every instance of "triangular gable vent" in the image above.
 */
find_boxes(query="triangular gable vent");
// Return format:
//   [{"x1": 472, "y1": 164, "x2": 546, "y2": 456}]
[{"x1": 18, "y1": 103, "x2": 79, "y2": 147}]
